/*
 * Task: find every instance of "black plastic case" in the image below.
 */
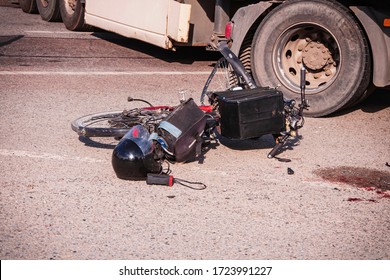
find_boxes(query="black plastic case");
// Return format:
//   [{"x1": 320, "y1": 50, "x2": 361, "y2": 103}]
[
  {"x1": 215, "y1": 88, "x2": 285, "y2": 139},
  {"x1": 158, "y1": 98, "x2": 207, "y2": 162}
]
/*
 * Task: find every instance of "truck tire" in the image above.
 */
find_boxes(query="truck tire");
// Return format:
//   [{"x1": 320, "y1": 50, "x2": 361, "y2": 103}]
[
  {"x1": 59, "y1": 0, "x2": 92, "y2": 31},
  {"x1": 19, "y1": 0, "x2": 38, "y2": 13},
  {"x1": 36, "y1": 0, "x2": 61, "y2": 22},
  {"x1": 251, "y1": 0, "x2": 371, "y2": 117}
]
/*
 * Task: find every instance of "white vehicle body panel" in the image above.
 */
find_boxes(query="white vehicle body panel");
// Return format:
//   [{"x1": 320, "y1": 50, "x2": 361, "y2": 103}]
[{"x1": 85, "y1": 0, "x2": 191, "y2": 49}]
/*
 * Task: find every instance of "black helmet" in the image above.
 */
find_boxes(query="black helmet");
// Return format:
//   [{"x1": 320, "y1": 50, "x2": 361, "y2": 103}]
[{"x1": 112, "y1": 125, "x2": 161, "y2": 180}]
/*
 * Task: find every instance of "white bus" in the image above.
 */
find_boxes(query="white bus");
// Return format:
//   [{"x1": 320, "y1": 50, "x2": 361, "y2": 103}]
[{"x1": 18, "y1": 0, "x2": 390, "y2": 116}]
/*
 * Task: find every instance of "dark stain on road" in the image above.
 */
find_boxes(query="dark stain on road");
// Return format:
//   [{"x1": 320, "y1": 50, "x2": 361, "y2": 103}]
[{"x1": 314, "y1": 166, "x2": 390, "y2": 200}]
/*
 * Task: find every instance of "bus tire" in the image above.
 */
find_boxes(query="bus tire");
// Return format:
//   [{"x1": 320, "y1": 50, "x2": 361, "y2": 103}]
[
  {"x1": 251, "y1": 0, "x2": 371, "y2": 117},
  {"x1": 19, "y1": 0, "x2": 38, "y2": 13},
  {"x1": 59, "y1": 0, "x2": 92, "y2": 31},
  {"x1": 36, "y1": 0, "x2": 61, "y2": 22}
]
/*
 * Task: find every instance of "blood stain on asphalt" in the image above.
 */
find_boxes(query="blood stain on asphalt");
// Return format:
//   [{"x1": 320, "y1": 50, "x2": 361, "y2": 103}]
[{"x1": 313, "y1": 166, "x2": 390, "y2": 201}]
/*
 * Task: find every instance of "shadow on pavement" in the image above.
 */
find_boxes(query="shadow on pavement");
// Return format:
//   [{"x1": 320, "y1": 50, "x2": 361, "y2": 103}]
[
  {"x1": 327, "y1": 88, "x2": 390, "y2": 117},
  {"x1": 92, "y1": 32, "x2": 221, "y2": 64}
]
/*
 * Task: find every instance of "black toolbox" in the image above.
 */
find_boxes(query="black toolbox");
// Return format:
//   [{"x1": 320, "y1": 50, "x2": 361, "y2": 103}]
[{"x1": 214, "y1": 87, "x2": 285, "y2": 139}]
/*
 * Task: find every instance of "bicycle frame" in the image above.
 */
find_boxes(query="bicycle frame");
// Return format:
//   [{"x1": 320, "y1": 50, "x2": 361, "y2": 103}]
[{"x1": 72, "y1": 40, "x2": 308, "y2": 162}]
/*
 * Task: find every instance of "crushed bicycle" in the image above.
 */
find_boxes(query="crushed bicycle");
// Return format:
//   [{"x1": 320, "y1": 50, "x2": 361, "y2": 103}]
[{"x1": 71, "y1": 42, "x2": 309, "y2": 185}]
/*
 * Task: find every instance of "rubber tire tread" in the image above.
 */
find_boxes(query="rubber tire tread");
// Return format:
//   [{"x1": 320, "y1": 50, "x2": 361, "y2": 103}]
[
  {"x1": 36, "y1": 0, "x2": 61, "y2": 22},
  {"x1": 71, "y1": 111, "x2": 132, "y2": 138},
  {"x1": 59, "y1": 0, "x2": 93, "y2": 31},
  {"x1": 19, "y1": 0, "x2": 38, "y2": 13},
  {"x1": 251, "y1": 0, "x2": 371, "y2": 117}
]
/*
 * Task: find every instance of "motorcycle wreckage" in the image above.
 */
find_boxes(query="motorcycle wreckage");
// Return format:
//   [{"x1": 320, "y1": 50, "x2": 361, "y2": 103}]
[{"x1": 71, "y1": 42, "x2": 309, "y2": 187}]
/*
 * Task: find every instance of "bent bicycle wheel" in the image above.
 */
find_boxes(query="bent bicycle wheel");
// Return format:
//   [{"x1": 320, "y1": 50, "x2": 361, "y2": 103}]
[
  {"x1": 71, "y1": 111, "x2": 132, "y2": 138},
  {"x1": 71, "y1": 107, "x2": 173, "y2": 138}
]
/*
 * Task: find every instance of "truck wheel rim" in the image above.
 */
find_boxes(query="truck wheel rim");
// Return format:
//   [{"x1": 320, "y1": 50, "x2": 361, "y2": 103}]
[
  {"x1": 273, "y1": 23, "x2": 341, "y2": 95},
  {"x1": 40, "y1": 0, "x2": 49, "y2": 8},
  {"x1": 65, "y1": 0, "x2": 77, "y2": 14}
]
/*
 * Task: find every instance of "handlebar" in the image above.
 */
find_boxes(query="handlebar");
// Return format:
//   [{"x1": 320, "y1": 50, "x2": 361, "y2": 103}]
[
  {"x1": 267, "y1": 142, "x2": 284, "y2": 158},
  {"x1": 267, "y1": 134, "x2": 290, "y2": 158}
]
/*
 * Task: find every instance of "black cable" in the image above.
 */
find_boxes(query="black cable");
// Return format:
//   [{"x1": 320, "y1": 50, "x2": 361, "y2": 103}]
[
  {"x1": 161, "y1": 161, "x2": 172, "y2": 175},
  {"x1": 174, "y1": 178, "x2": 207, "y2": 190},
  {"x1": 127, "y1": 97, "x2": 153, "y2": 107},
  {"x1": 155, "y1": 161, "x2": 207, "y2": 190}
]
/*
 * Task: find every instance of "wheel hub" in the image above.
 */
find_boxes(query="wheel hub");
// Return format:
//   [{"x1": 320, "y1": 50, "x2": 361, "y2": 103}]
[
  {"x1": 274, "y1": 25, "x2": 340, "y2": 92},
  {"x1": 302, "y1": 41, "x2": 332, "y2": 71},
  {"x1": 67, "y1": 0, "x2": 77, "y2": 10},
  {"x1": 40, "y1": 0, "x2": 49, "y2": 8}
]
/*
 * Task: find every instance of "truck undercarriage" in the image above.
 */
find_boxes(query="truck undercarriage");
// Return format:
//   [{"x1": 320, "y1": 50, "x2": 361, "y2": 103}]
[{"x1": 18, "y1": 0, "x2": 390, "y2": 117}]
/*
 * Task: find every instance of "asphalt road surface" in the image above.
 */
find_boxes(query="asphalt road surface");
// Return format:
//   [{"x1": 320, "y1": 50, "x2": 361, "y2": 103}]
[{"x1": 1, "y1": 3, "x2": 389, "y2": 260}]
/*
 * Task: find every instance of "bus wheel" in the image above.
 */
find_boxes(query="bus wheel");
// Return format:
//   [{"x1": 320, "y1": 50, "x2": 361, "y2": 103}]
[
  {"x1": 36, "y1": 0, "x2": 61, "y2": 22},
  {"x1": 60, "y1": 0, "x2": 92, "y2": 31},
  {"x1": 19, "y1": 0, "x2": 38, "y2": 13},
  {"x1": 251, "y1": 0, "x2": 371, "y2": 117}
]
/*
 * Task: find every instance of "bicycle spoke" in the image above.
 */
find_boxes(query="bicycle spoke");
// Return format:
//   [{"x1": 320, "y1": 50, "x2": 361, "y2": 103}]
[{"x1": 201, "y1": 58, "x2": 239, "y2": 104}]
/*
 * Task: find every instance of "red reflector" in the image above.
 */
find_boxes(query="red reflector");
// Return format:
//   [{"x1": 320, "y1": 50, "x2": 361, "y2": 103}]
[
  {"x1": 384, "y1": 19, "x2": 390, "y2": 27},
  {"x1": 169, "y1": 175, "x2": 174, "y2": 187},
  {"x1": 225, "y1": 22, "x2": 233, "y2": 39},
  {"x1": 198, "y1": 105, "x2": 213, "y2": 113}
]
